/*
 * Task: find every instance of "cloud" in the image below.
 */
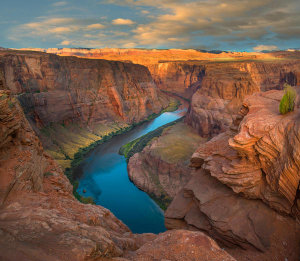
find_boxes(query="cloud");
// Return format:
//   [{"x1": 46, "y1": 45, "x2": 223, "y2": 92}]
[
  {"x1": 60, "y1": 40, "x2": 71, "y2": 45},
  {"x1": 122, "y1": 42, "x2": 137, "y2": 48},
  {"x1": 105, "y1": 0, "x2": 300, "y2": 48},
  {"x1": 112, "y1": 18, "x2": 135, "y2": 25},
  {"x1": 86, "y1": 23, "x2": 105, "y2": 30},
  {"x1": 253, "y1": 45, "x2": 279, "y2": 52},
  {"x1": 52, "y1": 1, "x2": 68, "y2": 7}
]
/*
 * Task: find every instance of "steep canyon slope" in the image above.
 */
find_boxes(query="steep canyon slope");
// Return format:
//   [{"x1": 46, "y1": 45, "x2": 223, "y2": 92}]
[{"x1": 0, "y1": 50, "x2": 170, "y2": 168}]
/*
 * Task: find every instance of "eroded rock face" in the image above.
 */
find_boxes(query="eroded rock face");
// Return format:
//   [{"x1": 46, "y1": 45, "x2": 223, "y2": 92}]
[
  {"x1": 0, "y1": 91, "x2": 137, "y2": 260},
  {"x1": 165, "y1": 89, "x2": 300, "y2": 260},
  {"x1": 191, "y1": 90, "x2": 300, "y2": 216},
  {"x1": 0, "y1": 91, "x2": 45, "y2": 205},
  {"x1": 0, "y1": 50, "x2": 169, "y2": 128},
  {"x1": 186, "y1": 61, "x2": 300, "y2": 137},
  {"x1": 165, "y1": 169, "x2": 300, "y2": 261}
]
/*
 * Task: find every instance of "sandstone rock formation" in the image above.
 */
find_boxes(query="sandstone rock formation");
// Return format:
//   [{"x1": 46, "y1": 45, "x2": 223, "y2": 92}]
[
  {"x1": 24, "y1": 48, "x2": 300, "y2": 138},
  {"x1": 0, "y1": 90, "x2": 236, "y2": 261},
  {"x1": 128, "y1": 121, "x2": 205, "y2": 208},
  {"x1": 166, "y1": 89, "x2": 300, "y2": 260},
  {"x1": 165, "y1": 169, "x2": 300, "y2": 261},
  {"x1": 191, "y1": 90, "x2": 300, "y2": 216},
  {"x1": 0, "y1": 91, "x2": 136, "y2": 260},
  {"x1": 126, "y1": 230, "x2": 236, "y2": 261},
  {"x1": 0, "y1": 50, "x2": 168, "y2": 127},
  {"x1": 185, "y1": 60, "x2": 300, "y2": 136}
]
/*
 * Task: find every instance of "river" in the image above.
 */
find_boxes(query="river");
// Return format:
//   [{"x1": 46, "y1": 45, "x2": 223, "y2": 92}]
[{"x1": 76, "y1": 109, "x2": 186, "y2": 234}]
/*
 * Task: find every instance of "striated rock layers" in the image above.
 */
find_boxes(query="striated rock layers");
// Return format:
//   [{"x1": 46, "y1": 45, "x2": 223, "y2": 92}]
[
  {"x1": 185, "y1": 60, "x2": 300, "y2": 137},
  {"x1": 166, "y1": 89, "x2": 300, "y2": 260},
  {"x1": 23, "y1": 48, "x2": 300, "y2": 138},
  {"x1": 0, "y1": 50, "x2": 169, "y2": 128},
  {"x1": 0, "y1": 91, "x2": 236, "y2": 261}
]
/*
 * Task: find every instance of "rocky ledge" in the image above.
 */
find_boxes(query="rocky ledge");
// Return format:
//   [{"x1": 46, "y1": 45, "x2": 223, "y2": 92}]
[{"x1": 166, "y1": 89, "x2": 300, "y2": 260}]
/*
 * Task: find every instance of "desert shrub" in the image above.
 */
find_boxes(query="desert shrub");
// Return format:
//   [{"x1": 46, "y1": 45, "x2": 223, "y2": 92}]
[
  {"x1": 44, "y1": 171, "x2": 54, "y2": 177},
  {"x1": 279, "y1": 84, "x2": 297, "y2": 114}
]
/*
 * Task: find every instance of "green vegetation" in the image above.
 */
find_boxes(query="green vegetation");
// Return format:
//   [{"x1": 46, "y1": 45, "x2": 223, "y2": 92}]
[
  {"x1": 127, "y1": 121, "x2": 206, "y2": 209},
  {"x1": 150, "y1": 122, "x2": 207, "y2": 164},
  {"x1": 119, "y1": 117, "x2": 184, "y2": 161},
  {"x1": 44, "y1": 171, "x2": 54, "y2": 177},
  {"x1": 279, "y1": 83, "x2": 297, "y2": 114},
  {"x1": 72, "y1": 181, "x2": 95, "y2": 204}
]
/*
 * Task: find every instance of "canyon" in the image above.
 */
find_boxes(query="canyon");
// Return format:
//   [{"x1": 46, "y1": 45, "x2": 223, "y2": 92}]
[
  {"x1": 0, "y1": 90, "x2": 235, "y2": 261},
  {"x1": 0, "y1": 48, "x2": 300, "y2": 260}
]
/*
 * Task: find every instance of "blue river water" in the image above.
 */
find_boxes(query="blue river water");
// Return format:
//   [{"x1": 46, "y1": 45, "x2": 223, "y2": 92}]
[{"x1": 76, "y1": 109, "x2": 185, "y2": 234}]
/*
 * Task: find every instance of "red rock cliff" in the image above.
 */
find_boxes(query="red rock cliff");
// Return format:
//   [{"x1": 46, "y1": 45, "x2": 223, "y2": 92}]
[
  {"x1": 0, "y1": 50, "x2": 169, "y2": 128},
  {"x1": 166, "y1": 89, "x2": 300, "y2": 261}
]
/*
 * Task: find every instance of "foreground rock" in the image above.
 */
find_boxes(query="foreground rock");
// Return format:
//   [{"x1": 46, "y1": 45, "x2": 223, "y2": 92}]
[
  {"x1": 0, "y1": 91, "x2": 136, "y2": 260},
  {"x1": 126, "y1": 230, "x2": 236, "y2": 261},
  {"x1": 128, "y1": 121, "x2": 205, "y2": 208},
  {"x1": 165, "y1": 170, "x2": 300, "y2": 261},
  {"x1": 166, "y1": 89, "x2": 300, "y2": 260}
]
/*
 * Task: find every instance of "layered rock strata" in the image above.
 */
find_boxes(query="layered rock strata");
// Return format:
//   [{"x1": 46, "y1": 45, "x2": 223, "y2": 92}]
[
  {"x1": 191, "y1": 90, "x2": 300, "y2": 215},
  {"x1": 0, "y1": 50, "x2": 168, "y2": 126},
  {"x1": 21, "y1": 48, "x2": 300, "y2": 138},
  {"x1": 185, "y1": 60, "x2": 300, "y2": 136},
  {"x1": 166, "y1": 89, "x2": 300, "y2": 260},
  {"x1": 0, "y1": 50, "x2": 170, "y2": 168}
]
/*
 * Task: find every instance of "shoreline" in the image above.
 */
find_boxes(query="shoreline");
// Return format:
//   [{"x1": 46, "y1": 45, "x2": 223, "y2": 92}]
[{"x1": 64, "y1": 99, "x2": 182, "y2": 203}]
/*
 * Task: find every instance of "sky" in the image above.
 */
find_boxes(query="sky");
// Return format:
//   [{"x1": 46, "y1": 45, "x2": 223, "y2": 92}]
[{"x1": 0, "y1": 0, "x2": 299, "y2": 51}]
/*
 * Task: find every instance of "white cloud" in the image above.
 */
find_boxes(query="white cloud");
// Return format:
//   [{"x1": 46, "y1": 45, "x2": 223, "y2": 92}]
[
  {"x1": 112, "y1": 18, "x2": 135, "y2": 25},
  {"x1": 60, "y1": 40, "x2": 71, "y2": 45},
  {"x1": 253, "y1": 45, "x2": 279, "y2": 51},
  {"x1": 86, "y1": 23, "x2": 105, "y2": 30},
  {"x1": 122, "y1": 42, "x2": 137, "y2": 48}
]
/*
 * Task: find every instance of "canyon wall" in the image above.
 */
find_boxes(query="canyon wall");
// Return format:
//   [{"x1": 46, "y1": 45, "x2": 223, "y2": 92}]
[
  {"x1": 0, "y1": 50, "x2": 169, "y2": 127},
  {"x1": 166, "y1": 89, "x2": 300, "y2": 260},
  {"x1": 23, "y1": 48, "x2": 300, "y2": 138},
  {"x1": 185, "y1": 60, "x2": 300, "y2": 136},
  {"x1": 0, "y1": 50, "x2": 170, "y2": 168}
]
